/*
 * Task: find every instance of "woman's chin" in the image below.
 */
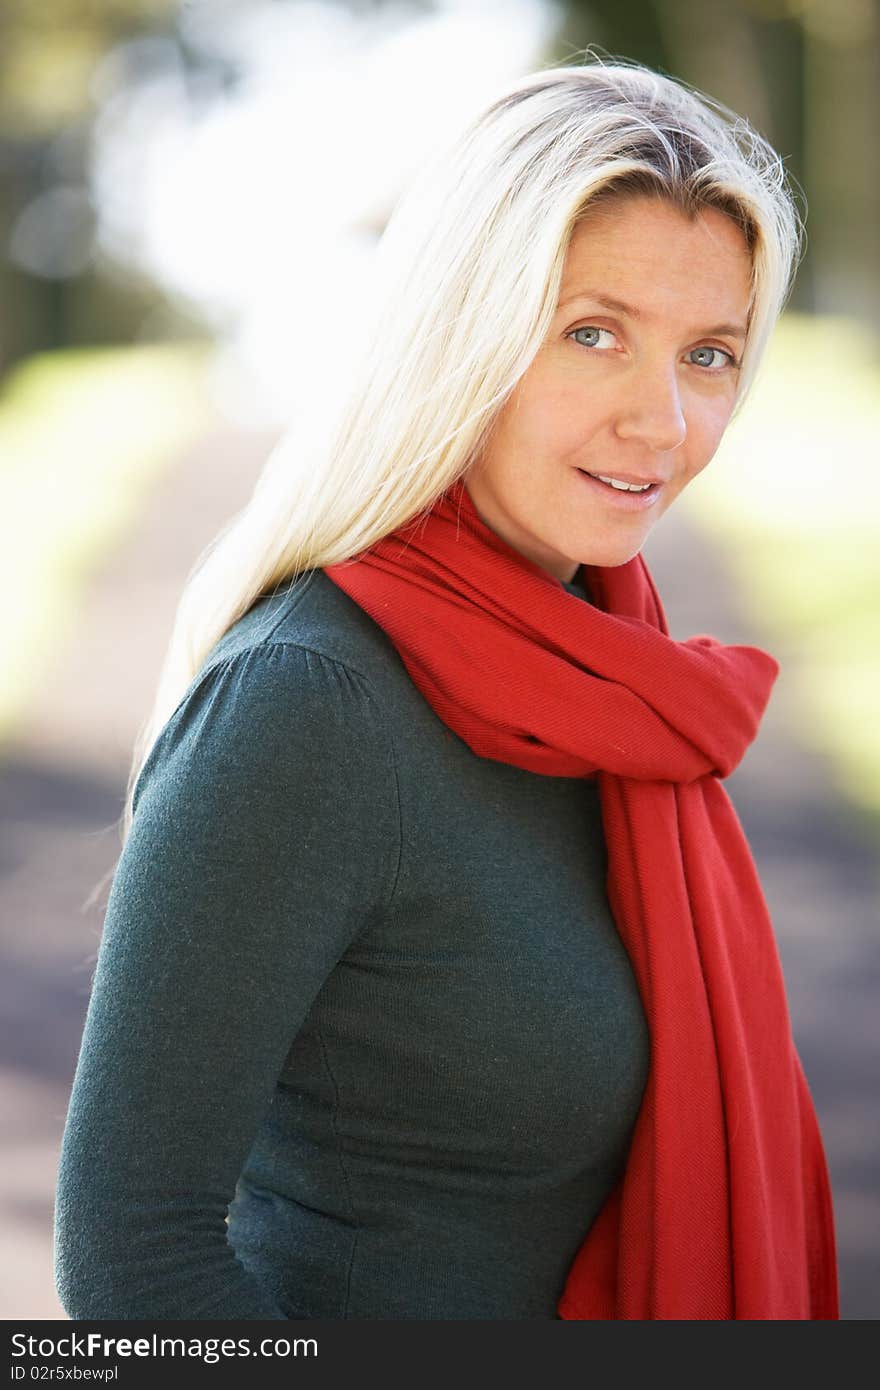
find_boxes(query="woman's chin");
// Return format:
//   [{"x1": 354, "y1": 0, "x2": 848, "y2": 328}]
[{"x1": 578, "y1": 542, "x2": 645, "y2": 570}]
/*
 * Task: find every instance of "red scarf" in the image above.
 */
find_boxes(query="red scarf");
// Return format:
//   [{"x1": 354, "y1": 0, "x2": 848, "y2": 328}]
[{"x1": 324, "y1": 478, "x2": 839, "y2": 1320}]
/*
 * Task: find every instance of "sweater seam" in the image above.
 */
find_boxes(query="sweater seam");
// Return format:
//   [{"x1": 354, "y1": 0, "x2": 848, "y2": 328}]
[
  {"x1": 221, "y1": 636, "x2": 375, "y2": 689},
  {"x1": 316, "y1": 1025, "x2": 360, "y2": 1319},
  {"x1": 357, "y1": 682, "x2": 404, "y2": 919},
  {"x1": 241, "y1": 638, "x2": 404, "y2": 919}
]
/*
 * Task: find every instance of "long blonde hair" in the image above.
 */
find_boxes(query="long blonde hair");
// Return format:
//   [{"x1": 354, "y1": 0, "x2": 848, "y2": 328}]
[{"x1": 121, "y1": 55, "x2": 803, "y2": 843}]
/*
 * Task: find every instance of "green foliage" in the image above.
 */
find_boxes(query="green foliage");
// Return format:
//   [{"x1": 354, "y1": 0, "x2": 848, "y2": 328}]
[{"x1": 0, "y1": 0, "x2": 178, "y2": 134}]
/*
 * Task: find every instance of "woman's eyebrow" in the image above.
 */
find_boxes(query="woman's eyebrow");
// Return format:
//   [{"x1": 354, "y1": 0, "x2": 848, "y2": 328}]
[{"x1": 557, "y1": 290, "x2": 747, "y2": 339}]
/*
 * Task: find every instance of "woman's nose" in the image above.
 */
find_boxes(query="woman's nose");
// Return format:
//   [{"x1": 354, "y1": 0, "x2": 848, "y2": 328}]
[{"x1": 613, "y1": 364, "x2": 687, "y2": 454}]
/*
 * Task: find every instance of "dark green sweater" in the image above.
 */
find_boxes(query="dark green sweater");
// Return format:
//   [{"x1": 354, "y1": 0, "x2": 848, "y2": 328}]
[{"x1": 54, "y1": 567, "x2": 650, "y2": 1320}]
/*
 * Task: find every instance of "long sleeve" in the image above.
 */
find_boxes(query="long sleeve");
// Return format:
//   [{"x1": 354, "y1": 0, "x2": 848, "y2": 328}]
[{"x1": 54, "y1": 641, "x2": 400, "y2": 1320}]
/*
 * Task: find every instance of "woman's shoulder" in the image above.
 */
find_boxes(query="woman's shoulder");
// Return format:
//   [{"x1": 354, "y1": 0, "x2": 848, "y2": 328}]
[
  {"x1": 209, "y1": 567, "x2": 401, "y2": 694},
  {"x1": 132, "y1": 571, "x2": 399, "y2": 819}
]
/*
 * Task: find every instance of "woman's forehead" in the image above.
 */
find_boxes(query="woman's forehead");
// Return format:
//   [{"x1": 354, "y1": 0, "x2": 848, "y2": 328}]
[{"x1": 558, "y1": 196, "x2": 753, "y2": 325}]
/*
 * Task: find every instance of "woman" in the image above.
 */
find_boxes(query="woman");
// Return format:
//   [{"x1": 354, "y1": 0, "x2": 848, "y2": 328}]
[{"x1": 54, "y1": 57, "x2": 838, "y2": 1320}]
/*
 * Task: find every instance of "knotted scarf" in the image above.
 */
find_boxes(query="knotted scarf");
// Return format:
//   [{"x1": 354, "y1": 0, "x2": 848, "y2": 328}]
[{"x1": 324, "y1": 477, "x2": 839, "y2": 1320}]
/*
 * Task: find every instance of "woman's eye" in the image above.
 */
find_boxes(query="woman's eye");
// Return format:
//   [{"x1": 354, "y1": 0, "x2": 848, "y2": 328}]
[
  {"x1": 688, "y1": 345, "x2": 736, "y2": 370},
  {"x1": 569, "y1": 325, "x2": 617, "y2": 350}
]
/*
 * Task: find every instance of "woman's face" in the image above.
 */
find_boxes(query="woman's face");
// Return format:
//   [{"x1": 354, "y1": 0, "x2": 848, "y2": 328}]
[{"x1": 464, "y1": 194, "x2": 753, "y2": 582}]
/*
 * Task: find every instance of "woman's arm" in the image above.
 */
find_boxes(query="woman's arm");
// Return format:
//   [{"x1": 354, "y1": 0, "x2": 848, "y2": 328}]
[{"x1": 54, "y1": 641, "x2": 400, "y2": 1320}]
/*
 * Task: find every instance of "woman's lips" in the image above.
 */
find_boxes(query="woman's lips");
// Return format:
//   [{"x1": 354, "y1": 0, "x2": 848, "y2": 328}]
[{"x1": 574, "y1": 467, "x2": 663, "y2": 510}]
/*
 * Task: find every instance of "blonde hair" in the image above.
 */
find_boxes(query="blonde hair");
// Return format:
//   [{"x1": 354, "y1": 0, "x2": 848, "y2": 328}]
[{"x1": 120, "y1": 55, "x2": 803, "y2": 844}]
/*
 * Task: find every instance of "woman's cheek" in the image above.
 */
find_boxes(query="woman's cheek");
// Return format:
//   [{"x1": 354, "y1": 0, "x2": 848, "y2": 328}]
[
  {"x1": 542, "y1": 387, "x2": 599, "y2": 451},
  {"x1": 704, "y1": 384, "x2": 738, "y2": 438}
]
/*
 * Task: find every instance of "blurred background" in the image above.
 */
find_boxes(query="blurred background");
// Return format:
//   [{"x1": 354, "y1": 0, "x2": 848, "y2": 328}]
[{"x1": 1, "y1": 0, "x2": 877, "y2": 1320}]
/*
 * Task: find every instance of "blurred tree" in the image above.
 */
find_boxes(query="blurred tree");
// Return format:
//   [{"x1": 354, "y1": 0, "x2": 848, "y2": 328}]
[
  {"x1": 0, "y1": 0, "x2": 189, "y2": 374},
  {"x1": 0, "y1": 2, "x2": 174, "y2": 135},
  {"x1": 0, "y1": 0, "x2": 436, "y2": 378},
  {"x1": 798, "y1": 0, "x2": 880, "y2": 322}
]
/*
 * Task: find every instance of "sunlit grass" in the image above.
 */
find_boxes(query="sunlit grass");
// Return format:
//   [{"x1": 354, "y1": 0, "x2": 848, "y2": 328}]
[
  {"x1": 683, "y1": 312, "x2": 880, "y2": 825},
  {"x1": 0, "y1": 342, "x2": 215, "y2": 746}
]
